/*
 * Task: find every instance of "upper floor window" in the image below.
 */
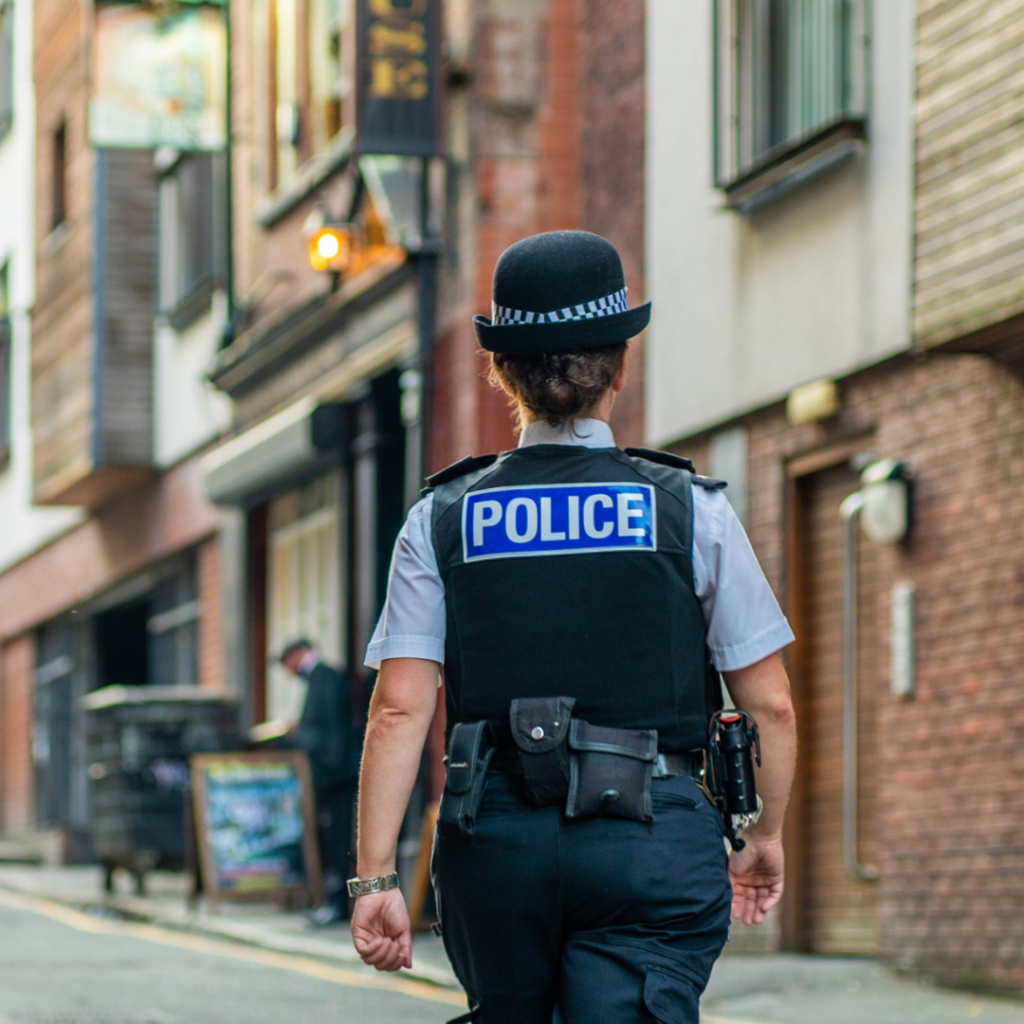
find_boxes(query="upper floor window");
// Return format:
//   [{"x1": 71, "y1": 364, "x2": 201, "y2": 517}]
[
  {"x1": 714, "y1": 0, "x2": 869, "y2": 209},
  {"x1": 51, "y1": 119, "x2": 67, "y2": 230},
  {"x1": 0, "y1": 0, "x2": 12, "y2": 143},
  {"x1": 158, "y1": 150, "x2": 227, "y2": 327},
  {"x1": 268, "y1": 0, "x2": 353, "y2": 191},
  {"x1": 0, "y1": 261, "x2": 10, "y2": 469}
]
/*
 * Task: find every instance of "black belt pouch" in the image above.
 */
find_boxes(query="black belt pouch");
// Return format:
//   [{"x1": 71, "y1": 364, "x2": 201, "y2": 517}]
[
  {"x1": 439, "y1": 721, "x2": 496, "y2": 836},
  {"x1": 509, "y1": 696, "x2": 576, "y2": 807},
  {"x1": 566, "y1": 719, "x2": 658, "y2": 822}
]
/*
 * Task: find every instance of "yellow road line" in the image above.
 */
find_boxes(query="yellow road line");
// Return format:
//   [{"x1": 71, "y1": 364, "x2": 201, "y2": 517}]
[{"x1": 0, "y1": 888, "x2": 465, "y2": 1009}]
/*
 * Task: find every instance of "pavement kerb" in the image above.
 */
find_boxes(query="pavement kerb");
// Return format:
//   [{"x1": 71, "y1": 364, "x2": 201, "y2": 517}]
[{"x1": 0, "y1": 880, "x2": 461, "y2": 993}]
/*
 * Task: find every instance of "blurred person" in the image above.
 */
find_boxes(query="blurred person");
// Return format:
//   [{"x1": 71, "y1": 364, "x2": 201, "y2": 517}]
[
  {"x1": 348, "y1": 231, "x2": 797, "y2": 1022},
  {"x1": 279, "y1": 638, "x2": 358, "y2": 926}
]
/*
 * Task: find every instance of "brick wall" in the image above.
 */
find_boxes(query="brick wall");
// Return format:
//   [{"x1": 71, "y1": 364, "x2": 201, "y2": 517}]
[
  {"x1": 197, "y1": 537, "x2": 224, "y2": 690},
  {"x1": 580, "y1": 0, "x2": 646, "y2": 448},
  {"x1": 462, "y1": 0, "x2": 586, "y2": 463},
  {"x1": 670, "y1": 350, "x2": 1024, "y2": 992},
  {"x1": 0, "y1": 456, "x2": 221, "y2": 643},
  {"x1": 433, "y1": 0, "x2": 648, "y2": 469},
  {"x1": 0, "y1": 634, "x2": 34, "y2": 834}
]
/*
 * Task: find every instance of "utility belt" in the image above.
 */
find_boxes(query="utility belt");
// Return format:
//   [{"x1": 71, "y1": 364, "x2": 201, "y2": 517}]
[
  {"x1": 488, "y1": 748, "x2": 702, "y2": 780},
  {"x1": 439, "y1": 696, "x2": 760, "y2": 845}
]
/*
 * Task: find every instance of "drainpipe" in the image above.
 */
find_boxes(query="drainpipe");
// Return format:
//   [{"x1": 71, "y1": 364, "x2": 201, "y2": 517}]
[{"x1": 839, "y1": 491, "x2": 881, "y2": 883}]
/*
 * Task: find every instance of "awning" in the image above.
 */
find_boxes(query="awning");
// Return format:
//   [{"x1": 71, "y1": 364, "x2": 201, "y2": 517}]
[{"x1": 200, "y1": 399, "x2": 347, "y2": 506}]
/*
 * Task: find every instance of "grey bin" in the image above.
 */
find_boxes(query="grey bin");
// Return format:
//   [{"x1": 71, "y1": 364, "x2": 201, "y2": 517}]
[{"x1": 83, "y1": 686, "x2": 240, "y2": 894}]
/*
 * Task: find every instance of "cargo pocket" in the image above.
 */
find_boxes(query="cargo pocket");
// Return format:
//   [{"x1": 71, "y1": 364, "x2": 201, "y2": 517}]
[{"x1": 642, "y1": 966, "x2": 701, "y2": 1024}]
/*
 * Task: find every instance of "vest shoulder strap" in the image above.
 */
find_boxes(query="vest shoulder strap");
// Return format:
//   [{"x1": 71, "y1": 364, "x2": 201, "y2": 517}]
[
  {"x1": 424, "y1": 453, "x2": 500, "y2": 493},
  {"x1": 429, "y1": 453, "x2": 509, "y2": 547},
  {"x1": 624, "y1": 447, "x2": 695, "y2": 472},
  {"x1": 624, "y1": 447, "x2": 727, "y2": 493}
]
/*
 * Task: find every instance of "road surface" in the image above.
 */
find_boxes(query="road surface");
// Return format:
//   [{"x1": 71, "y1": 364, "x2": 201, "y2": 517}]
[{"x1": 0, "y1": 890, "x2": 463, "y2": 1024}]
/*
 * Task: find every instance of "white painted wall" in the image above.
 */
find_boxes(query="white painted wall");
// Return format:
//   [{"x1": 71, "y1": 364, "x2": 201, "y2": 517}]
[
  {"x1": 0, "y1": 0, "x2": 82, "y2": 572},
  {"x1": 153, "y1": 292, "x2": 233, "y2": 468},
  {"x1": 645, "y1": 0, "x2": 915, "y2": 445}
]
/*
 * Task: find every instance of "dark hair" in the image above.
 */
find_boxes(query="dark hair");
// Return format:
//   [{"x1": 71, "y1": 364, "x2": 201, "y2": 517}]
[
  {"x1": 279, "y1": 637, "x2": 314, "y2": 664},
  {"x1": 489, "y1": 342, "x2": 627, "y2": 429}
]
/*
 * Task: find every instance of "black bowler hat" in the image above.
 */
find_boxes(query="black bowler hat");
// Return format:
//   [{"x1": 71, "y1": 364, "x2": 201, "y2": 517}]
[{"x1": 473, "y1": 231, "x2": 651, "y2": 354}]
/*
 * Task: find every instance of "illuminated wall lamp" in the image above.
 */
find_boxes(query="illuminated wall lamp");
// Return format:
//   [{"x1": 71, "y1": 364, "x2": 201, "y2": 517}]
[{"x1": 308, "y1": 224, "x2": 353, "y2": 274}]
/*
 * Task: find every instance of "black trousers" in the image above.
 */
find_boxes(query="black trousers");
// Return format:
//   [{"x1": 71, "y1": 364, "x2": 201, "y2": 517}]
[
  {"x1": 316, "y1": 783, "x2": 356, "y2": 906},
  {"x1": 433, "y1": 772, "x2": 732, "y2": 1024}
]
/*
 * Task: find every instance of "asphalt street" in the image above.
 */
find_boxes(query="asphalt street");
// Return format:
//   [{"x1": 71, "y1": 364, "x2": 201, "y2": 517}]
[{"x1": 0, "y1": 892, "x2": 463, "y2": 1024}]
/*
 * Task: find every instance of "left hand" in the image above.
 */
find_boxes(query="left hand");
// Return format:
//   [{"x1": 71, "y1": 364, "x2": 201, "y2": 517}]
[
  {"x1": 727, "y1": 834, "x2": 785, "y2": 926},
  {"x1": 350, "y1": 889, "x2": 412, "y2": 971}
]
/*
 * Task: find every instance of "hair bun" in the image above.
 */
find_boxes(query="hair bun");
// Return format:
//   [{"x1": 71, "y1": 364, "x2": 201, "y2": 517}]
[{"x1": 489, "y1": 342, "x2": 627, "y2": 429}]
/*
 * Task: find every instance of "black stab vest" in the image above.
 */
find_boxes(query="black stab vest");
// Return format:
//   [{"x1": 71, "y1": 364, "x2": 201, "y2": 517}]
[{"x1": 429, "y1": 445, "x2": 724, "y2": 753}]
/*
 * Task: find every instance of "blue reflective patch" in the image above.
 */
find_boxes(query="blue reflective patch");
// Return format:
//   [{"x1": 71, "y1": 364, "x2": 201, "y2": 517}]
[{"x1": 462, "y1": 484, "x2": 657, "y2": 562}]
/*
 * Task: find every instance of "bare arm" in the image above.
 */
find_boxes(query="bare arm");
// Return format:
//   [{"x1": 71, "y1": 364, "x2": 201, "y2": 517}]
[
  {"x1": 721, "y1": 651, "x2": 796, "y2": 925},
  {"x1": 351, "y1": 658, "x2": 440, "y2": 971}
]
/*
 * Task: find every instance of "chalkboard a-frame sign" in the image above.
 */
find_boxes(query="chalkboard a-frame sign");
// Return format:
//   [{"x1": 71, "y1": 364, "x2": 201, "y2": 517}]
[{"x1": 191, "y1": 751, "x2": 323, "y2": 909}]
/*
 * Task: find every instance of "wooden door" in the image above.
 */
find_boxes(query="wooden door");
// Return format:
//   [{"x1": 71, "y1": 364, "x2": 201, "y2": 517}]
[{"x1": 794, "y1": 462, "x2": 880, "y2": 953}]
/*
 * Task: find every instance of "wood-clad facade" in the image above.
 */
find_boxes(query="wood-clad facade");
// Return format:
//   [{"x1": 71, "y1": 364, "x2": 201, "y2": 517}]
[
  {"x1": 0, "y1": 0, "x2": 226, "y2": 857},
  {"x1": 32, "y1": 0, "x2": 156, "y2": 508},
  {"x1": 32, "y1": 0, "x2": 97, "y2": 505},
  {"x1": 914, "y1": 0, "x2": 1024, "y2": 352}
]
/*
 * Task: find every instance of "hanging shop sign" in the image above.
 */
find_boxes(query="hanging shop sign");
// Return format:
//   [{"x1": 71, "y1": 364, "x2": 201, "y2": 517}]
[
  {"x1": 356, "y1": 0, "x2": 442, "y2": 156},
  {"x1": 90, "y1": 2, "x2": 227, "y2": 150}
]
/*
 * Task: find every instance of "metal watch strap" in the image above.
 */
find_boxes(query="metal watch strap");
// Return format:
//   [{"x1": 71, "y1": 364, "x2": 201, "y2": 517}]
[{"x1": 346, "y1": 872, "x2": 400, "y2": 898}]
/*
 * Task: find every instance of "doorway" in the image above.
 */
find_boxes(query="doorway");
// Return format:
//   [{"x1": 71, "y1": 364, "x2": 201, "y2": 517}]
[{"x1": 787, "y1": 458, "x2": 880, "y2": 953}]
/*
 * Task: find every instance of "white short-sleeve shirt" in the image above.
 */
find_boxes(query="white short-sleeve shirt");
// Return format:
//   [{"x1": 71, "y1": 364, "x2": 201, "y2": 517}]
[{"x1": 365, "y1": 419, "x2": 794, "y2": 673}]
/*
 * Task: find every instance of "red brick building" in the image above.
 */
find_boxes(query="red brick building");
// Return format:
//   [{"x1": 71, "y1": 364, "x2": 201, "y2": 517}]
[
  {"x1": 647, "y1": 0, "x2": 1024, "y2": 993},
  {"x1": 0, "y1": 0, "x2": 650, "y2": 873},
  {"x1": 433, "y1": 0, "x2": 648, "y2": 474}
]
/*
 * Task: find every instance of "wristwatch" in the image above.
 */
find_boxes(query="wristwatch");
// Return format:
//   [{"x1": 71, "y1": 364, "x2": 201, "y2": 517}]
[{"x1": 346, "y1": 872, "x2": 401, "y2": 898}]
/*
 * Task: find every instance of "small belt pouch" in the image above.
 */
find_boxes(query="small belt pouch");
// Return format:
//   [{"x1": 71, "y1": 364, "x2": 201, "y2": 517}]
[
  {"x1": 439, "y1": 721, "x2": 496, "y2": 836},
  {"x1": 566, "y1": 719, "x2": 658, "y2": 822},
  {"x1": 509, "y1": 696, "x2": 576, "y2": 807}
]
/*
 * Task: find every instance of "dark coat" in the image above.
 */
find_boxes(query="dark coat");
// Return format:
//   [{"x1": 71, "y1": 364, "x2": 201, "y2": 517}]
[{"x1": 297, "y1": 662, "x2": 358, "y2": 793}]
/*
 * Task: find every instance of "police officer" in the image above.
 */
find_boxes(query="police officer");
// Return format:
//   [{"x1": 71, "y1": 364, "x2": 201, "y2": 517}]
[{"x1": 349, "y1": 231, "x2": 797, "y2": 1023}]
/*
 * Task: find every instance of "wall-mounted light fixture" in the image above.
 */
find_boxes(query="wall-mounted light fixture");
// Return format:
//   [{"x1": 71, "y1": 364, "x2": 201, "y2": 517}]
[
  {"x1": 307, "y1": 223, "x2": 354, "y2": 274},
  {"x1": 858, "y1": 458, "x2": 912, "y2": 544}
]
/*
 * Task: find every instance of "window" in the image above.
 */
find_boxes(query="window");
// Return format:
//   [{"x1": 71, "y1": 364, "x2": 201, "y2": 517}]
[
  {"x1": 308, "y1": 0, "x2": 350, "y2": 153},
  {"x1": 158, "y1": 151, "x2": 226, "y2": 325},
  {"x1": 265, "y1": 474, "x2": 343, "y2": 721},
  {"x1": 148, "y1": 557, "x2": 200, "y2": 687},
  {"x1": 714, "y1": 0, "x2": 869, "y2": 201},
  {"x1": 0, "y1": 0, "x2": 13, "y2": 142},
  {"x1": 92, "y1": 555, "x2": 200, "y2": 689},
  {"x1": 0, "y1": 261, "x2": 9, "y2": 469},
  {"x1": 51, "y1": 119, "x2": 67, "y2": 230},
  {"x1": 266, "y1": 0, "x2": 353, "y2": 191}
]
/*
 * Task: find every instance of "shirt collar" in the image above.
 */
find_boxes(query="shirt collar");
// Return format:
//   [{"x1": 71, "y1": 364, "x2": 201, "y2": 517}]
[{"x1": 517, "y1": 418, "x2": 616, "y2": 450}]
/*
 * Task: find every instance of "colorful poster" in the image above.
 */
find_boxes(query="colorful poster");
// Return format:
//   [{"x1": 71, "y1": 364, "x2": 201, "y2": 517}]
[
  {"x1": 194, "y1": 753, "x2": 318, "y2": 896},
  {"x1": 90, "y1": 3, "x2": 227, "y2": 150}
]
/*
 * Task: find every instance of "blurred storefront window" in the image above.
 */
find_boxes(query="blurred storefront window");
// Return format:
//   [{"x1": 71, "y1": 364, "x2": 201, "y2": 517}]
[{"x1": 265, "y1": 473, "x2": 344, "y2": 721}]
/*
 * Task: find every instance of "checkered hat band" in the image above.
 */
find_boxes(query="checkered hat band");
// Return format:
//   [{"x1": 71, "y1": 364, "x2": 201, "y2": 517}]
[{"x1": 492, "y1": 287, "x2": 629, "y2": 326}]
